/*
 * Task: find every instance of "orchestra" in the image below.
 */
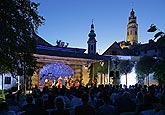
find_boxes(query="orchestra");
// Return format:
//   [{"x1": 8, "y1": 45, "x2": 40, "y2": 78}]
[{"x1": 43, "y1": 76, "x2": 82, "y2": 89}]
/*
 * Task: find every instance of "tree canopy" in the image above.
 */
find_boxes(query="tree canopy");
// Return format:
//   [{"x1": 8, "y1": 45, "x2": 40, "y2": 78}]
[
  {"x1": 153, "y1": 59, "x2": 165, "y2": 84},
  {"x1": 118, "y1": 59, "x2": 134, "y2": 86},
  {"x1": 135, "y1": 56, "x2": 156, "y2": 85},
  {"x1": 0, "y1": 0, "x2": 45, "y2": 74},
  {"x1": 135, "y1": 56, "x2": 155, "y2": 77},
  {"x1": 118, "y1": 60, "x2": 134, "y2": 75}
]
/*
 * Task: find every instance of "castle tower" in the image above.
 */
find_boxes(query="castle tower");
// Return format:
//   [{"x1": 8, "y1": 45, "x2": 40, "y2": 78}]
[
  {"x1": 87, "y1": 22, "x2": 97, "y2": 54},
  {"x1": 126, "y1": 9, "x2": 138, "y2": 45}
]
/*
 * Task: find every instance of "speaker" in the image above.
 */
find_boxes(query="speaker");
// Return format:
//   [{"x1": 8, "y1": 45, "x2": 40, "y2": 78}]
[
  {"x1": 17, "y1": 68, "x2": 23, "y2": 76},
  {"x1": 27, "y1": 68, "x2": 34, "y2": 76},
  {"x1": 110, "y1": 71, "x2": 114, "y2": 77},
  {"x1": 116, "y1": 71, "x2": 119, "y2": 78}
]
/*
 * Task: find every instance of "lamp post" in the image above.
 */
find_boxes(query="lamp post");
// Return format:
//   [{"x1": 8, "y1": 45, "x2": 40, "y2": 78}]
[
  {"x1": 147, "y1": 24, "x2": 165, "y2": 84},
  {"x1": 100, "y1": 61, "x2": 104, "y2": 85}
]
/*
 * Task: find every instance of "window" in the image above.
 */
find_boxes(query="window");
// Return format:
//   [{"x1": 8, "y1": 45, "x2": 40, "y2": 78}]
[
  {"x1": 130, "y1": 30, "x2": 132, "y2": 35},
  {"x1": 5, "y1": 77, "x2": 11, "y2": 84}
]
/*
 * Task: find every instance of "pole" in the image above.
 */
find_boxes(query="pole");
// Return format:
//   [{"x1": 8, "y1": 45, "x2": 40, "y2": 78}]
[
  {"x1": 148, "y1": 75, "x2": 149, "y2": 86},
  {"x1": 104, "y1": 73, "x2": 105, "y2": 85},
  {"x1": 126, "y1": 74, "x2": 127, "y2": 87},
  {"x1": 92, "y1": 63, "x2": 94, "y2": 81},
  {"x1": 18, "y1": 75, "x2": 20, "y2": 90},
  {"x1": 2, "y1": 74, "x2": 4, "y2": 99},
  {"x1": 108, "y1": 60, "x2": 110, "y2": 84},
  {"x1": 23, "y1": 62, "x2": 26, "y2": 94}
]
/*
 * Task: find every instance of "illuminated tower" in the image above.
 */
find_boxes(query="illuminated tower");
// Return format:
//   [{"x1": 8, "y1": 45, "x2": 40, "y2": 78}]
[
  {"x1": 87, "y1": 21, "x2": 97, "y2": 54},
  {"x1": 126, "y1": 9, "x2": 138, "y2": 45}
]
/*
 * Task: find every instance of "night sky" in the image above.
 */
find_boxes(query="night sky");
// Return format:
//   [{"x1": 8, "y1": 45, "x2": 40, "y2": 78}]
[{"x1": 33, "y1": 0, "x2": 165, "y2": 54}]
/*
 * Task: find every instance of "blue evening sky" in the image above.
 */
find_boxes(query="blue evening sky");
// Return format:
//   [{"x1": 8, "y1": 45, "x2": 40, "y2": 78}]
[{"x1": 33, "y1": 0, "x2": 165, "y2": 54}]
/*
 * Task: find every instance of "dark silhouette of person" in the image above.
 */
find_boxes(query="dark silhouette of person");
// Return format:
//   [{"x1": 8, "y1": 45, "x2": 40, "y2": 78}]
[
  {"x1": 50, "y1": 97, "x2": 70, "y2": 115},
  {"x1": 21, "y1": 94, "x2": 36, "y2": 115},
  {"x1": 75, "y1": 93, "x2": 95, "y2": 115}
]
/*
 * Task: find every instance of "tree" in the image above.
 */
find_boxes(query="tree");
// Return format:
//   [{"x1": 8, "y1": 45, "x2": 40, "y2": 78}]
[
  {"x1": 135, "y1": 56, "x2": 155, "y2": 86},
  {"x1": 118, "y1": 60, "x2": 134, "y2": 86},
  {"x1": 0, "y1": 0, "x2": 44, "y2": 75},
  {"x1": 147, "y1": 24, "x2": 165, "y2": 85},
  {"x1": 153, "y1": 59, "x2": 165, "y2": 85},
  {"x1": 88, "y1": 62, "x2": 101, "y2": 85},
  {"x1": 87, "y1": 60, "x2": 110, "y2": 85}
]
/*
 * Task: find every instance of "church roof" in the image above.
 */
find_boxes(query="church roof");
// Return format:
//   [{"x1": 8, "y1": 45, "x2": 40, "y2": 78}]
[
  {"x1": 37, "y1": 45, "x2": 86, "y2": 54},
  {"x1": 34, "y1": 34, "x2": 110, "y2": 61},
  {"x1": 35, "y1": 45, "x2": 111, "y2": 61},
  {"x1": 34, "y1": 33, "x2": 52, "y2": 46},
  {"x1": 102, "y1": 41, "x2": 126, "y2": 56},
  {"x1": 102, "y1": 39, "x2": 164, "y2": 57}
]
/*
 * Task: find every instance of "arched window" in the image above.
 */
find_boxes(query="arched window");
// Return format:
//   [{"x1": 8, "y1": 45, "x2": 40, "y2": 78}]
[{"x1": 130, "y1": 30, "x2": 132, "y2": 35}]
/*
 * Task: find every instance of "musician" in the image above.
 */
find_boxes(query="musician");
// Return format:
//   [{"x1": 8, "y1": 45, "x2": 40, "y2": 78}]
[
  {"x1": 64, "y1": 77, "x2": 68, "y2": 87},
  {"x1": 69, "y1": 78, "x2": 74, "y2": 88},
  {"x1": 44, "y1": 79, "x2": 49, "y2": 87},
  {"x1": 51, "y1": 80, "x2": 56, "y2": 87},
  {"x1": 56, "y1": 77, "x2": 63, "y2": 88}
]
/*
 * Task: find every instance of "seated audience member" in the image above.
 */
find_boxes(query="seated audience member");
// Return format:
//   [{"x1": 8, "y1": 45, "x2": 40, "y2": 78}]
[
  {"x1": 56, "y1": 87, "x2": 71, "y2": 108},
  {"x1": 95, "y1": 92, "x2": 104, "y2": 109},
  {"x1": 75, "y1": 93, "x2": 95, "y2": 115},
  {"x1": 115, "y1": 91, "x2": 136, "y2": 114},
  {"x1": 21, "y1": 94, "x2": 36, "y2": 115},
  {"x1": 135, "y1": 91, "x2": 143, "y2": 105},
  {"x1": 0, "y1": 101, "x2": 16, "y2": 115},
  {"x1": 96, "y1": 95, "x2": 116, "y2": 115},
  {"x1": 5, "y1": 90, "x2": 21, "y2": 113},
  {"x1": 50, "y1": 97, "x2": 70, "y2": 115},
  {"x1": 136, "y1": 91, "x2": 155, "y2": 114},
  {"x1": 159, "y1": 89, "x2": 165, "y2": 110},
  {"x1": 44, "y1": 92, "x2": 55, "y2": 109},
  {"x1": 71, "y1": 91, "x2": 82, "y2": 108},
  {"x1": 34, "y1": 98, "x2": 48, "y2": 115}
]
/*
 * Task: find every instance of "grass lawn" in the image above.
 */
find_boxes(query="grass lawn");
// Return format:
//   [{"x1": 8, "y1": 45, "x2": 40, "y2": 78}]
[{"x1": 0, "y1": 90, "x2": 8, "y2": 101}]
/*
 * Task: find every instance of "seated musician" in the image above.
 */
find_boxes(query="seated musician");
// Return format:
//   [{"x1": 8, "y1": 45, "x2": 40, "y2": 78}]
[{"x1": 56, "y1": 77, "x2": 63, "y2": 88}]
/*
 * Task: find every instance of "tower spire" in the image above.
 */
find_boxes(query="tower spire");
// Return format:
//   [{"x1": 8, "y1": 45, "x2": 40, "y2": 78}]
[
  {"x1": 91, "y1": 19, "x2": 94, "y2": 31},
  {"x1": 126, "y1": 8, "x2": 138, "y2": 45},
  {"x1": 87, "y1": 20, "x2": 97, "y2": 54}
]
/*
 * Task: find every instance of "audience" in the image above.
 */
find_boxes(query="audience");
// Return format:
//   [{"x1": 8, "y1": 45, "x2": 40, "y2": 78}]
[{"x1": 2, "y1": 83, "x2": 165, "y2": 115}]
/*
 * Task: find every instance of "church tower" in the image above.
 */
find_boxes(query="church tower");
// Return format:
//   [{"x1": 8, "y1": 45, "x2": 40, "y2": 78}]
[
  {"x1": 126, "y1": 9, "x2": 138, "y2": 45},
  {"x1": 87, "y1": 22, "x2": 97, "y2": 54}
]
